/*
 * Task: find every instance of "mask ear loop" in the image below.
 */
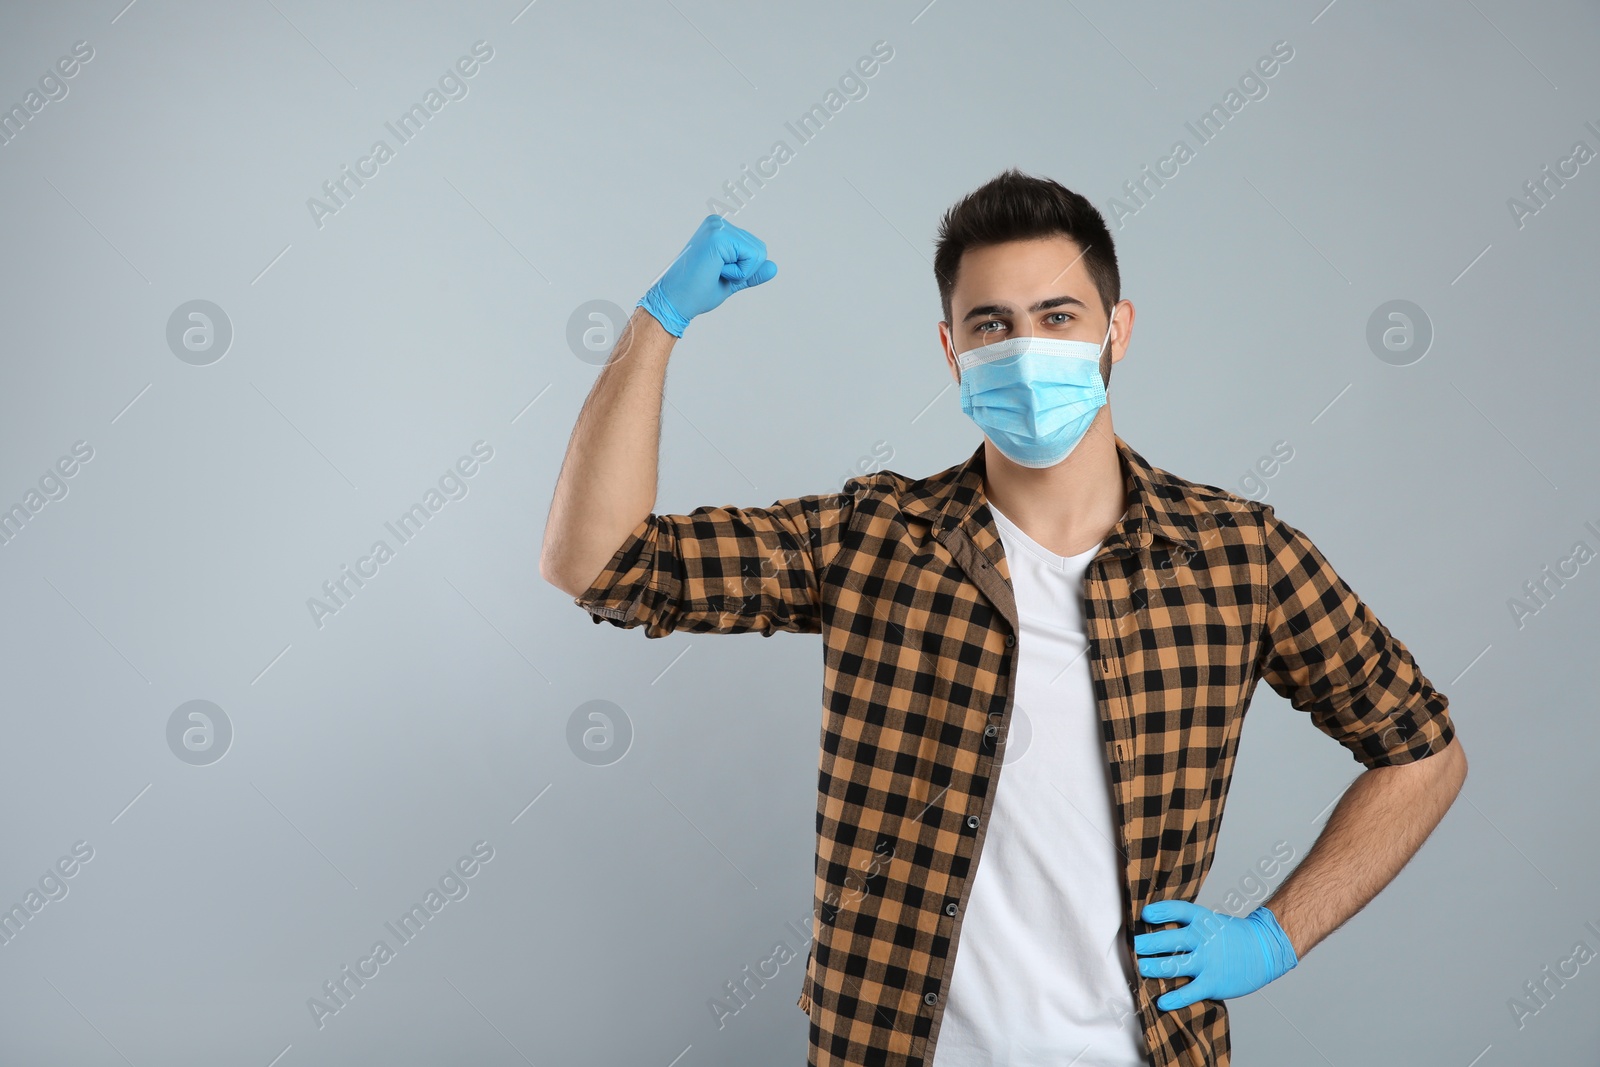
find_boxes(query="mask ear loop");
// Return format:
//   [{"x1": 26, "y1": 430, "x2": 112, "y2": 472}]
[
  {"x1": 946, "y1": 326, "x2": 964, "y2": 403},
  {"x1": 945, "y1": 324, "x2": 959, "y2": 365},
  {"x1": 1095, "y1": 307, "x2": 1120, "y2": 412}
]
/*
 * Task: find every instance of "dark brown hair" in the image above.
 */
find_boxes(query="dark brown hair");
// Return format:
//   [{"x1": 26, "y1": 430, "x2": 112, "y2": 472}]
[{"x1": 933, "y1": 167, "x2": 1121, "y2": 330}]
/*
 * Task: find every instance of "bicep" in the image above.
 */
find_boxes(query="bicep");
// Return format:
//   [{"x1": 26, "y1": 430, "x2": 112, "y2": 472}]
[
  {"x1": 573, "y1": 491, "x2": 855, "y2": 638},
  {"x1": 1255, "y1": 506, "x2": 1456, "y2": 769}
]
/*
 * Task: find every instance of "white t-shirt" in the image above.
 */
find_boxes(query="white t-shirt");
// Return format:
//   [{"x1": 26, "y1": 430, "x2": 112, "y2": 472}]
[{"x1": 930, "y1": 500, "x2": 1149, "y2": 1067}]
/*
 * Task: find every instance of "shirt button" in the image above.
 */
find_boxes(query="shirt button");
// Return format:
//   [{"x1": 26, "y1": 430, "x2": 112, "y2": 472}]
[
  {"x1": 945, "y1": 902, "x2": 958, "y2": 916},
  {"x1": 1004, "y1": 634, "x2": 1016, "y2": 647},
  {"x1": 984, "y1": 724, "x2": 998, "y2": 738},
  {"x1": 966, "y1": 814, "x2": 980, "y2": 829},
  {"x1": 924, "y1": 992, "x2": 939, "y2": 1005}
]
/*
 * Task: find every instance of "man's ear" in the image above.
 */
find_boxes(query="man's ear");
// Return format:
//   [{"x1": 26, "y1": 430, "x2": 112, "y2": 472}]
[{"x1": 941, "y1": 322, "x2": 961, "y2": 383}]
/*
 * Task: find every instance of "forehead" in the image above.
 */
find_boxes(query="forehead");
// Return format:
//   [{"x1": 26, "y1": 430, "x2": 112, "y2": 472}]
[{"x1": 949, "y1": 234, "x2": 1090, "y2": 310}]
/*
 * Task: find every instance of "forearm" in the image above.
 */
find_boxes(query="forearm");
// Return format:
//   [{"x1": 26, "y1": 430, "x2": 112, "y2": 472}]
[
  {"x1": 540, "y1": 307, "x2": 675, "y2": 596},
  {"x1": 1263, "y1": 738, "x2": 1467, "y2": 959}
]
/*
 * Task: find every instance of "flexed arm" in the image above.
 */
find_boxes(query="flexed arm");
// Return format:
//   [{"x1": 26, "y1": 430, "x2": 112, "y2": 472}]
[{"x1": 540, "y1": 215, "x2": 777, "y2": 598}]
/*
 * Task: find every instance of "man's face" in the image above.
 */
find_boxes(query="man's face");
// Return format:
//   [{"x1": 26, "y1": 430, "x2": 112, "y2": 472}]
[{"x1": 941, "y1": 235, "x2": 1129, "y2": 387}]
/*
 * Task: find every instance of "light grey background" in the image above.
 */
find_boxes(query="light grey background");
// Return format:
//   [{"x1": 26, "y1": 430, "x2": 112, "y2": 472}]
[{"x1": 1, "y1": 1, "x2": 1595, "y2": 1064}]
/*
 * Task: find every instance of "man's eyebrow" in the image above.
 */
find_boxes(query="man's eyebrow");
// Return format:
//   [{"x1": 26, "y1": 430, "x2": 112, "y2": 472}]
[{"x1": 960, "y1": 294, "x2": 1087, "y2": 323}]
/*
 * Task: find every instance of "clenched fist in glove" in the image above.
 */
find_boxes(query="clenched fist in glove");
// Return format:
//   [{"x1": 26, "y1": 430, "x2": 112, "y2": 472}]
[{"x1": 637, "y1": 214, "x2": 777, "y2": 337}]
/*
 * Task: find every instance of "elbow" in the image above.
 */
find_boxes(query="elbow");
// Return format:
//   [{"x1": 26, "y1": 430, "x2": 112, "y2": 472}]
[
  {"x1": 542, "y1": 570, "x2": 585, "y2": 601},
  {"x1": 542, "y1": 551, "x2": 607, "y2": 602},
  {"x1": 542, "y1": 513, "x2": 648, "y2": 600},
  {"x1": 1425, "y1": 736, "x2": 1468, "y2": 802},
  {"x1": 1449, "y1": 736, "x2": 1468, "y2": 784},
  {"x1": 538, "y1": 547, "x2": 582, "y2": 599}
]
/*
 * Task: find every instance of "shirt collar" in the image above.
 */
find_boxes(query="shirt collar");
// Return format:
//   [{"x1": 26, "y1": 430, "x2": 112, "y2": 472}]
[{"x1": 901, "y1": 434, "x2": 1202, "y2": 557}]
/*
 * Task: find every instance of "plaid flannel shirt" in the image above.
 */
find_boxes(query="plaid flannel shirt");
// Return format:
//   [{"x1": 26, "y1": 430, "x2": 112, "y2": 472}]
[{"x1": 571, "y1": 433, "x2": 1457, "y2": 1067}]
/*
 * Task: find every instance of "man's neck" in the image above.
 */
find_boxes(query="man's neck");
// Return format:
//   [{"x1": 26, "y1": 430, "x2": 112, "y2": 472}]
[{"x1": 979, "y1": 411, "x2": 1128, "y2": 559}]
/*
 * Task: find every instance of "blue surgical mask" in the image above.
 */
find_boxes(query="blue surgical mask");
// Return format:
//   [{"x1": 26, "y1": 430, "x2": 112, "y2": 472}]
[{"x1": 949, "y1": 314, "x2": 1116, "y2": 469}]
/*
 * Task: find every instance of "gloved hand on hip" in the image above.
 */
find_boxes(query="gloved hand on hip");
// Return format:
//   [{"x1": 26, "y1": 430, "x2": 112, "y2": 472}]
[
  {"x1": 637, "y1": 214, "x2": 777, "y2": 337},
  {"x1": 1134, "y1": 900, "x2": 1299, "y2": 1010}
]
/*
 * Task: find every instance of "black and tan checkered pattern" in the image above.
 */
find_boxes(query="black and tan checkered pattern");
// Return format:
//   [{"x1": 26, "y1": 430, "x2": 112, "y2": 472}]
[{"x1": 571, "y1": 434, "x2": 1456, "y2": 1067}]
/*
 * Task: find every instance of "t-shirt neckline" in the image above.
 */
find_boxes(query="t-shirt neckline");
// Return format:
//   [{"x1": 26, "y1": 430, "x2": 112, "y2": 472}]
[{"x1": 986, "y1": 499, "x2": 1105, "y2": 571}]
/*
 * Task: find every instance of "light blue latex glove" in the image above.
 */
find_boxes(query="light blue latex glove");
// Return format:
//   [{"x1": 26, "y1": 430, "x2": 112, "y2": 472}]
[
  {"x1": 1134, "y1": 900, "x2": 1298, "y2": 1010},
  {"x1": 637, "y1": 214, "x2": 777, "y2": 337}
]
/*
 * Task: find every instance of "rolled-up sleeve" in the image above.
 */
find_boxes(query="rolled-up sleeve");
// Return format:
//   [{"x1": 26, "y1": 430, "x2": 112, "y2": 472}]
[
  {"x1": 571, "y1": 489, "x2": 858, "y2": 639},
  {"x1": 1256, "y1": 504, "x2": 1457, "y2": 769}
]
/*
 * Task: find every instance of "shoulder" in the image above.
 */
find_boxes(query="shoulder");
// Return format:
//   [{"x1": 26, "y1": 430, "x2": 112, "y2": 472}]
[
  {"x1": 1131, "y1": 448, "x2": 1275, "y2": 548},
  {"x1": 838, "y1": 453, "x2": 972, "y2": 524},
  {"x1": 1149, "y1": 463, "x2": 1329, "y2": 584}
]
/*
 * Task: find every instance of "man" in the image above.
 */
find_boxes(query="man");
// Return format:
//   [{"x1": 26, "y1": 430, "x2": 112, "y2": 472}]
[{"x1": 540, "y1": 169, "x2": 1467, "y2": 1067}]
